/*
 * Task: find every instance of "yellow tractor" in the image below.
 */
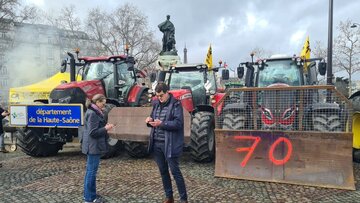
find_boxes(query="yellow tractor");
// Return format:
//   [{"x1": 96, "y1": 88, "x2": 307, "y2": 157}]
[{"x1": 350, "y1": 91, "x2": 360, "y2": 162}]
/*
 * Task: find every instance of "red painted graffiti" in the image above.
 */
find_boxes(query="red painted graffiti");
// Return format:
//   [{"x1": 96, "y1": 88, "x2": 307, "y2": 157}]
[
  {"x1": 234, "y1": 136, "x2": 293, "y2": 167},
  {"x1": 234, "y1": 136, "x2": 261, "y2": 167},
  {"x1": 268, "y1": 137, "x2": 293, "y2": 165}
]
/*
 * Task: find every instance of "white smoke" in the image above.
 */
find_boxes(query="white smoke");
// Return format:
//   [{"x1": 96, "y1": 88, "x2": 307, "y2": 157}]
[{"x1": 5, "y1": 24, "x2": 58, "y2": 88}]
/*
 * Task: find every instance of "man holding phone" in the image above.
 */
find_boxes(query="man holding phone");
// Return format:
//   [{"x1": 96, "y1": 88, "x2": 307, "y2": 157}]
[
  {"x1": 0, "y1": 105, "x2": 10, "y2": 153},
  {"x1": 145, "y1": 82, "x2": 188, "y2": 203}
]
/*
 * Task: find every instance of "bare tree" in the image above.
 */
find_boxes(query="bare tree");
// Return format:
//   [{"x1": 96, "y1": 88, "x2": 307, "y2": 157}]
[
  {"x1": 0, "y1": 0, "x2": 37, "y2": 29},
  {"x1": 312, "y1": 41, "x2": 327, "y2": 59},
  {"x1": 40, "y1": 5, "x2": 101, "y2": 57},
  {"x1": 86, "y1": 7, "x2": 114, "y2": 55},
  {"x1": 42, "y1": 5, "x2": 81, "y2": 32},
  {"x1": 251, "y1": 47, "x2": 273, "y2": 60},
  {"x1": 86, "y1": 3, "x2": 160, "y2": 70},
  {"x1": 333, "y1": 19, "x2": 360, "y2": 96}
]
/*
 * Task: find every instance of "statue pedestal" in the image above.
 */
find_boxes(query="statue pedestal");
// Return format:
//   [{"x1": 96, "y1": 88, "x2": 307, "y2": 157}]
[{"x1": 156, "y1": 54, "x2": 182, "y2": 71}]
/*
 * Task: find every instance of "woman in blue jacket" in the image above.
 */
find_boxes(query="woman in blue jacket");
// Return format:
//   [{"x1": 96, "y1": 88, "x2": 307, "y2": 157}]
[{"x1": 82, "y1": 94, "x2": 114, "y2": 203}]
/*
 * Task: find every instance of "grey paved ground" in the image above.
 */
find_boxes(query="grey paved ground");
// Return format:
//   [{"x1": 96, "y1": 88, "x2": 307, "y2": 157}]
[{"x1": 1, "y1": 145, "x2": 360, "y2": 203}]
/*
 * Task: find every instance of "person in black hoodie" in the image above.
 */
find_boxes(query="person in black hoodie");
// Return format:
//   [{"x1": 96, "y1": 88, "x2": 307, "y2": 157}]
[
  {"x1": 146, "y1": 82, "x2": 188, "y2": 203},
  {"x1": 0, "y1": 105, "x2": 10, "y2": 153},
  {"x1": 82, "y1": 94, "x2": 114, "y2": 203}
]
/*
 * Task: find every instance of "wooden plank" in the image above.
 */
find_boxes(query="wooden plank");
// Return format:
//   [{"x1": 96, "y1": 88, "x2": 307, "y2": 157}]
[
  {"x1": 108, "y1": 107, "x2": 191, "y2": 143},
  {"x1": 214, "y1": 130, "x2": 355, "y2": 190}
]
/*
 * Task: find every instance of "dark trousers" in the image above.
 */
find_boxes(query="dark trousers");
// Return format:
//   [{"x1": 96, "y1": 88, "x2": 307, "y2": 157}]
[{"x1": 153, "y1": 141, "x2": 188, "y2": 201}]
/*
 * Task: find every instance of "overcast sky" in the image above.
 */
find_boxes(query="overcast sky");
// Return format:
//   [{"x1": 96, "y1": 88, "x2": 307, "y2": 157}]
[{"x1": 24, "y1": 0, "x2": 360, "y2": 71}]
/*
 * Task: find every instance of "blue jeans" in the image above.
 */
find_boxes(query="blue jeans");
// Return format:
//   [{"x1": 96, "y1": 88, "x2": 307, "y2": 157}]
[
  {"x1": 153, "y1": 141, "x2": 188, "y2": 201},
  {"x1": 84, "y1": 154, "x2": 101, "y2": 202}
]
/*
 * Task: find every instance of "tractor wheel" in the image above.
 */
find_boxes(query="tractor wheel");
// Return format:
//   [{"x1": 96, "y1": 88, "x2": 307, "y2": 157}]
[
  {"x1": 189, "y1": 111, "x2": 215, "y2": 162},
  {"x1": 313, "y1": 113, "x2": 342, "y2": 132},
  {"x1": 16, "y1": 127, "x2": 64, "y2": 157},
  {"x1": 101, "y1": 103, "x2": 122, "y2": 159},
  {"x1": 139, "y1": 90, "x2": 150, "y2": 106},
  {"x1": 123, "y1": 141, "x2": 149, "y2": 158},
  {"x1": 353, "y1": 149, "x2": 360, "y2": 163},
  {"x1": 223, "y1": 112, "x2": 246, "y2": 130}
]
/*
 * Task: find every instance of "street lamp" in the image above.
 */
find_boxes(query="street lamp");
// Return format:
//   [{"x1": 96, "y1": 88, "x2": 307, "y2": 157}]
[
  {"x1": 327, "y1": 0, "x2": 333, "y2": 86},
  {"x1": 351, "y1": 23, "x2": 360, "y2": 28}
]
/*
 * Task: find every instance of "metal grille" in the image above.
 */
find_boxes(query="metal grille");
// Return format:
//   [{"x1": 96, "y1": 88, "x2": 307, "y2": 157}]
[{"x1": 215, "y1": 85, "x2": 352, "y2": 132}]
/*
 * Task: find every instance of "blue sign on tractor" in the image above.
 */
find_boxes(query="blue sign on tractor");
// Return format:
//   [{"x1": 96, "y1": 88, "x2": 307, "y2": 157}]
[{"x1": 10, "y1": 104, "x2": 83, "y2": 128}]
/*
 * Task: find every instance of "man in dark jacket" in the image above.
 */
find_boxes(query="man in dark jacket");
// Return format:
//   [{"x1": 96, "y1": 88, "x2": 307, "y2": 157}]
[
  {"x1": 0, "y1": 106, "x2": 10, "y2": 153},
  {"x1": 146, "y1": 82, "x2": 188, "y2": 203}
]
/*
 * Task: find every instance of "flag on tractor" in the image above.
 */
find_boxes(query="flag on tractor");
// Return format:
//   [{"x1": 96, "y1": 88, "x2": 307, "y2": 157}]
[
  {"x1": 300, "y1": 36, "x2": 311, "y2": 71},
  {"x1": 205, "y1": 44, "x2": 213, "y2": 70}
]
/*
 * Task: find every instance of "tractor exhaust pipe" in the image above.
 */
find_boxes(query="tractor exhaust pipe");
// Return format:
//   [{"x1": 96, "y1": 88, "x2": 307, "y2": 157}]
[{"x1": 67, "y1": 52, "x2": 76, "y2": 82}]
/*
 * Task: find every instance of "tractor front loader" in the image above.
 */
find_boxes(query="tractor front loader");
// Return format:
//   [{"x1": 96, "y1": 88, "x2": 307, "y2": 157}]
[
  {"x1": 214, "y1": 56, "x2": 354, "y2": 190},
  {"x1": 108, "y1": 63, "x2": 226, "y2": 162}
]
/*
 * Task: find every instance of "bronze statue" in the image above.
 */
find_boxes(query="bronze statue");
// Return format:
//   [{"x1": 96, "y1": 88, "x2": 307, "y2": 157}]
[{"x1": 158, "y1": 15, "x2": 176, "y2": 54}]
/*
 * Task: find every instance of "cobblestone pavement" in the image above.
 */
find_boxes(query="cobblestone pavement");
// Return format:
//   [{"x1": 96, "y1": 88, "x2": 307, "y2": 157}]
[{"x1": 1, "y1": 145, "x2": 360, "y2": 203}]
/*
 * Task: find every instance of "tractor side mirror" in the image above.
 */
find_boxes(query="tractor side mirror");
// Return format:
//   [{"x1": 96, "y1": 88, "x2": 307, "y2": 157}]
[
  {"x1": 237, "y1": 66, "x2": 244, "y2": 79},
  {"x1": 222, "y1": 69, "x2": 229, "y2": 80},
  {"x1": 60, "y1": 59, "x2": 67, "y2": 73},
  {"x1": 150, "y1": 72, "x2": 157, "y2": 83},
  {"x1": 318, "y1": 62, "x2": 327, "y2": 76}
]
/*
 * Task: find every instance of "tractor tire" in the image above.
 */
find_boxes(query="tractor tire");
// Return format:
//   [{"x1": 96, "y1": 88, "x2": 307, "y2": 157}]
[
  {"x1": 101, "y1": 103, "x2": 122, "y2": 159},
  {"x1": 223, "y1": 112, "x2": 246, "y2": 130},
  {"x1": 353, "y1": 149, "x2": 360, "y2": 163},
  {"x1": 16, "y1": 127, "x2": 64, "y2": 157},
  {"x1": 123, "y1": 141, "x2": 149, "y2": 158},
  {"x1": 313, "y1": 113, "x2": 342, "y2": 132},
  {"x1": 189, "y1": 111, "x2": 215, "y2": 162},
  {"x1": 138, "y1": 90, "x2": 151, "y2": 107}
]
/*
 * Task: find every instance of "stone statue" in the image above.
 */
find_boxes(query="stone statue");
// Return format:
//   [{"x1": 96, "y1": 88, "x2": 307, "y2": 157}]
[{"x1": 158, "y1": 15, "x2": 176, "y2": 54}]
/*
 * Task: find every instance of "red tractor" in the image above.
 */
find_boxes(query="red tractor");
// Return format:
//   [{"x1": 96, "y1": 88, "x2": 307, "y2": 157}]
[
  {"x1": 16, "y1": 52, "x2": 150, "y2": 158},
  {"x1": 156, "y1": 63, "x2": 226, "y2": 162}
]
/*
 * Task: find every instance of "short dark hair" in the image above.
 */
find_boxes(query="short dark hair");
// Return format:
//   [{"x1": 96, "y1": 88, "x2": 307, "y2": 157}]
[{"x1": 155, "y1": 82, "x2": 169, "y2": 93}]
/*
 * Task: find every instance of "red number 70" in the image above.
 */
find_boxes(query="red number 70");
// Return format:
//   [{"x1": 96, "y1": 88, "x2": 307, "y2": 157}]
[{"x1": 234, "y1": 136, "x2": 293, "y2": 167}]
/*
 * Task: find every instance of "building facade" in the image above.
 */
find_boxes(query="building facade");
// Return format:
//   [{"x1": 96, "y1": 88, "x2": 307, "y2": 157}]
[{"x1": 0, "y1": 22, "x2": 93, "y2": 105}]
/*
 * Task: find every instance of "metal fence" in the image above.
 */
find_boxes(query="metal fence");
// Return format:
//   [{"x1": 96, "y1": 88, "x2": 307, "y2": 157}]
[{"x1": 215, "y1": 85, "x2": 352, "y2": 132}]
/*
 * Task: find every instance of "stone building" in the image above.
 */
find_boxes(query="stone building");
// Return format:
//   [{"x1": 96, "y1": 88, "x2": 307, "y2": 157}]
[{"x1": 0, "y1": 22, "x2": 93, "y2": 104}]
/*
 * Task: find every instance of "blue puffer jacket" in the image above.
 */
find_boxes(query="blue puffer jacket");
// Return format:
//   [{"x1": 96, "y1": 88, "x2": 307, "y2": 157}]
[
  {"x1": 81, "y1": 106, "x2": 109, "y2": 155},
  {"x1": 148, "y1": 93, "x2": 184, "y2": 158}
]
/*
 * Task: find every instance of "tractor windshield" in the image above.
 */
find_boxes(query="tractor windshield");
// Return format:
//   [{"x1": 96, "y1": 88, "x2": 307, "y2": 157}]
[
  {"x1": 83, "y1": 62, "x2": 114, "y2": 80},
  {"x1": 258, "y1": 60, "x2": 301, "y2": 87},
  {"x1": 167, "y1": 68, "x2": 216, "y2": 106},
  {"x1": 168, "y1": 69, "x2": 216, "y2": 92},
  {"x1": 116, "y1": 62, "x2": 135, "y2": 87}
]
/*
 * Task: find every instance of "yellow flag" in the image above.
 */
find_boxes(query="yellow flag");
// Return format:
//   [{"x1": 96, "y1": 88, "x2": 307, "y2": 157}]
[
  {"x1": 300, "y1": 36, "x2": 311, "y2": 71},
  {"x1": 205, "y1": 44, "x2": 213, "y2": 70}
]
